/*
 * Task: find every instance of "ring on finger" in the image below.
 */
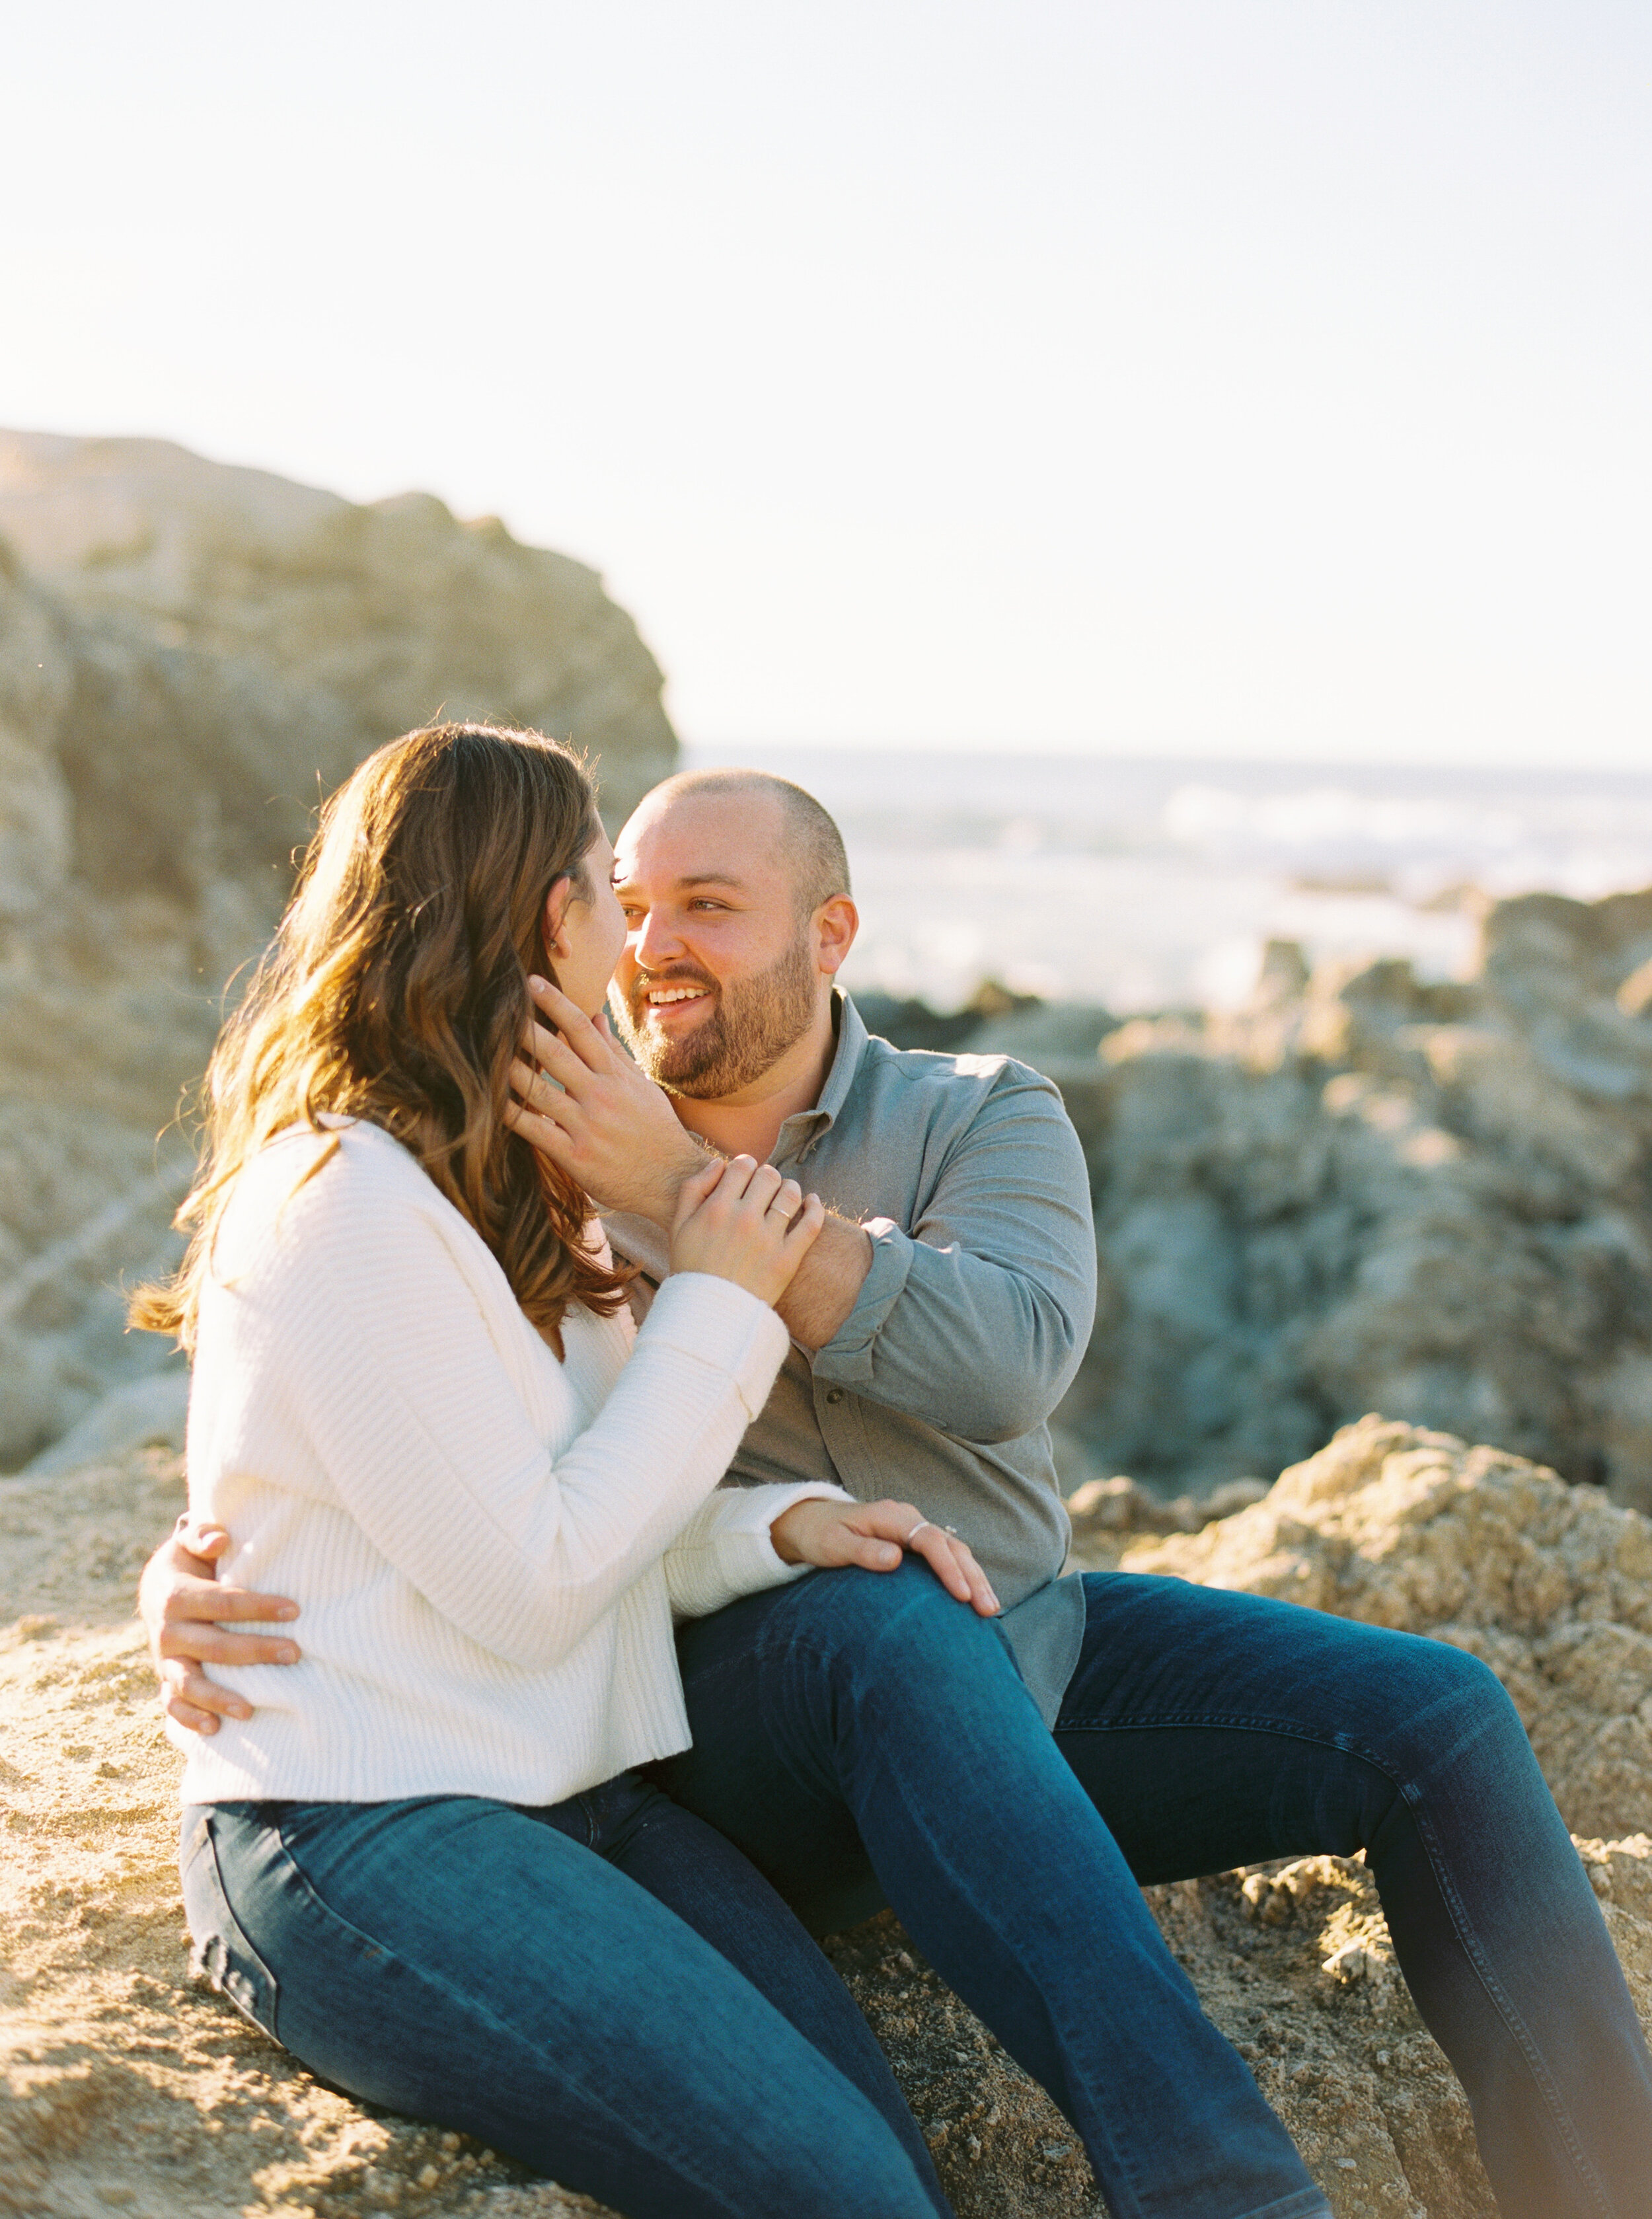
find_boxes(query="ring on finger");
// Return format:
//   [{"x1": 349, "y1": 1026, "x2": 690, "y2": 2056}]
[{"x1": 905, "y1": 1518, "x2": 933, "y2": 1545}]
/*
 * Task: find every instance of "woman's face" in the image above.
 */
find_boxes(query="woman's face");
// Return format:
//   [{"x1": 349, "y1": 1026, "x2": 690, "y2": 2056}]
[{"x1": 545, "y1": 823, "x2": 626, "y2": 1017}]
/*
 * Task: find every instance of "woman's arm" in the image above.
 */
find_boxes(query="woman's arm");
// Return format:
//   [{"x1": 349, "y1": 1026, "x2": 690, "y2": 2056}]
[
  {"x1": 204, "y1": 1150, "x2": 797, "y2": 1675},
  {"x1": 662, "y1": 1482, "x2": 854, "y2": 1621}
]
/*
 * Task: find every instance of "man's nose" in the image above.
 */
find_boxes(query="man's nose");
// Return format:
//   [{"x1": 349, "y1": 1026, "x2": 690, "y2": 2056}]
[{"x1": 632, "y1": 906, "x2": 687, "y2": 969}]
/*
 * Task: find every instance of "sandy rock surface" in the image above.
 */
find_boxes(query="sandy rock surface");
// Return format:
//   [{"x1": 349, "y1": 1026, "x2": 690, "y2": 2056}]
[
  {"x1": 0, "y1": 432, "x2": 676, "y2": 1472},
  {"x1": 5, "y1": 1424, "x2": 1650, "y2": 2218}
]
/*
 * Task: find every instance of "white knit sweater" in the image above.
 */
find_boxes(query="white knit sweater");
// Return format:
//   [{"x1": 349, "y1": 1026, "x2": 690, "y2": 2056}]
[{"x1": 173, "y1": 1119, "x2": 848, "y2": 1807}]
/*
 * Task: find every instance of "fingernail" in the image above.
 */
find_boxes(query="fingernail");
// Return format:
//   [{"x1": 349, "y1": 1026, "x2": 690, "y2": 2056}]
[
  {"x1": 275, "y1": 1604, "x2": 299, "y2": 1620},
  {"x1": 274, "y1": 1644, "x2": 299, "y2": 1664},
  {"x1": 230, "y1": 1704, "x2": 252, "y2": 1720},
  {"x1": 987, "y1": 1591, "x2": 1001, "y2": 1611}
]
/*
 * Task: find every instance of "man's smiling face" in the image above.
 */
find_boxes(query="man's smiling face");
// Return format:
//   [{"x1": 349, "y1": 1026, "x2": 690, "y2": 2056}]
[{"x1": 609, "y1": 785, "x2": 821, "y2": 1099}]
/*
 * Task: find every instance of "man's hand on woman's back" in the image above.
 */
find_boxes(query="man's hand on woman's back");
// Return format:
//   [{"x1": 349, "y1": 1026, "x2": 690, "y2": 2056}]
[{"x1": 137, "y1": 1519, "x2": 301, "y2": 1735}]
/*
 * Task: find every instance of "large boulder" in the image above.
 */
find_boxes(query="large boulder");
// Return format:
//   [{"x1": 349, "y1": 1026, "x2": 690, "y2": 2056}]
[
  {"x1": 0, "y1": 432, "x2": 677, "y2": 895},
  {"x1": 3, "y1": 1420, "x2": 1647, "y2": 2219},
  {"x1": 0, "y1": 433, "x2": 677, "y2": 1468}
]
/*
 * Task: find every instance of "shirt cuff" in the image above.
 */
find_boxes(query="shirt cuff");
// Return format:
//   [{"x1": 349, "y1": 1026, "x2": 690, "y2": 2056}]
[{"x1": 809, "y1": 1217, "x2": 913, "y2": 1386}]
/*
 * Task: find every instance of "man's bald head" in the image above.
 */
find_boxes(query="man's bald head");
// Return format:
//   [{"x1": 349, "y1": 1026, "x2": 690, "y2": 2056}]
[{"x1": 636, "y1": 768, "x2": 851, "y2": 919}]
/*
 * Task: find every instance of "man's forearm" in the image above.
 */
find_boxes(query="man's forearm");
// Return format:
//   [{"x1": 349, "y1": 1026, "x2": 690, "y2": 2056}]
[{"x1": 772, "y1": 1211, "x2": 872, "y2": 1351}]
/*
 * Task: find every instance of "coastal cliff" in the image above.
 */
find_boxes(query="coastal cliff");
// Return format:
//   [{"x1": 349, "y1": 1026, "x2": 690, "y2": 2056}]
[{"x1": 0, "y1": 433, "x2": 677, "y2": 1469}]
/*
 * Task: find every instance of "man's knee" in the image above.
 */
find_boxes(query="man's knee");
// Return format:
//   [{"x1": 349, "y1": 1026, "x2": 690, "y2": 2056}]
[
  {"x1": 788, "y1": 1560, "x2": 992, "y2": 1645},
  {"x1": 1351, "y1": 1626, "x2": 1532, "y2": 1787},
  {"x1": 782, "y1": 1563, "x2": 1024, "y2": 1719}
]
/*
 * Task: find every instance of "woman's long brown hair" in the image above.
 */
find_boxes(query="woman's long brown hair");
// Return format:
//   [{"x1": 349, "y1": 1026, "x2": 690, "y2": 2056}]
[{"x1": 131, "y1": 722, "x2": 632, "y2": 1357}]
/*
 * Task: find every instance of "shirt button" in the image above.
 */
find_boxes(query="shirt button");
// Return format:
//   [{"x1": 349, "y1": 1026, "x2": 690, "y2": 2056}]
[{"x1": 824, "y1": 1388, "x2": 845, "y2": 1406}]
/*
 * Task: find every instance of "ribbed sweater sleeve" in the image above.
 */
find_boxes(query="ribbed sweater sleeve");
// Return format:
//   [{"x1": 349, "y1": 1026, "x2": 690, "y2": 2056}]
[
  {"x1": 663, "y1": 1479, "x2": 855, "y2": 1620},
  {"x1": 214, "y1": 1141, "x2": 790, "y2": 1673}
]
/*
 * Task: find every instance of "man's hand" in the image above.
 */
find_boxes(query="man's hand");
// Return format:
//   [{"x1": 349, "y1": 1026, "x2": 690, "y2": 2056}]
[
  {"x1": 504, "y1": 979, "x2": 706, "y2": 1226},
  {"x1": 137, "y1": 1520, "x2": 301, "y2": 1736},
  {"x1": 769, "y1": 1496, "x2": 1000, "y2": 1615}
]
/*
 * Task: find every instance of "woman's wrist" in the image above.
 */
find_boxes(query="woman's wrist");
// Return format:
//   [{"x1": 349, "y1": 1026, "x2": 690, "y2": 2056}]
[{"x1": 769, "y1": 1498, "x2": 815, "y2": 1563}]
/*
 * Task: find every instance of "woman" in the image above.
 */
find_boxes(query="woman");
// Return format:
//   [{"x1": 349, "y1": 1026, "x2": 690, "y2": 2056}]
[{"x1": 133, "y1": 722, "x2": 968, "y2": 2219}]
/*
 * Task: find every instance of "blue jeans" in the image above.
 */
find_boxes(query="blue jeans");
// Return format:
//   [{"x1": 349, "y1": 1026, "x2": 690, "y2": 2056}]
[
  {"x1": 657, "y1": 1564, "x2": 1652, "y2": 2219},
  {"x1": 181, "y1": 1774, "x2": 950, "y2": 2218}
]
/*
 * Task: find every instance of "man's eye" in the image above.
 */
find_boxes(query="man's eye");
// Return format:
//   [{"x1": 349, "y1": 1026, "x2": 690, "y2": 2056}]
[{"x1": 689, "y1": 899, "x2": 728, "y2": 912}]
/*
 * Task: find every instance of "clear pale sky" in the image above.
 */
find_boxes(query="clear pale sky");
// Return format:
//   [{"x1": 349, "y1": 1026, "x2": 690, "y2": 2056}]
[{"x1": 5, "y1": 2, "x2": 1650, "y2": 765}]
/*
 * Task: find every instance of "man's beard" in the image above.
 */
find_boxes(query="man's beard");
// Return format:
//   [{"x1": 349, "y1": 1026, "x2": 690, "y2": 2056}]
[{"x1": 615, "y1": 933, "x2": 818, "y2": 1098}]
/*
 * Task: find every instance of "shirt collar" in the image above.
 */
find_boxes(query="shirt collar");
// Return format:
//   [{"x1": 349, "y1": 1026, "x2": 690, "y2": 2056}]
[{"x1": 771, "y1": 989, "x2": 869, "y2": 1160}]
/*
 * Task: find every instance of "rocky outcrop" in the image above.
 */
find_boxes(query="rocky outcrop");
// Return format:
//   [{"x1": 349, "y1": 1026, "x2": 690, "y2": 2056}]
[
  {"x1": 3, "y1": 1419, "x2": 1647, "y2": 2219},
  {"x1": 1070, "y1": 1413, "x2": 1652, "y2": 1840},
  {"x1": 0, "y1": 433, "x2": 677, "y2": 1468},
  {"x1": 956, "y1": 888, "x2": 1652, "y2": 1510}
]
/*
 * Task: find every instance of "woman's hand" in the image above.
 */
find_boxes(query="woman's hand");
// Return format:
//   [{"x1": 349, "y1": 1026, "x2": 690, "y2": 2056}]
[
  {"x1": 769, "y1": 1497, "x2": 1001, "y2": 1615},
  {"x1": 505, "y1": 978, "x2": 706, "y2": 1225},
  {"x1": 669, "y1": 1154, "x2": 825, "y2": 1304}
]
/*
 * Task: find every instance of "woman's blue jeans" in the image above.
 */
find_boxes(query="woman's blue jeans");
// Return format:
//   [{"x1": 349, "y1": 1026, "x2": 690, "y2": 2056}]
[
  {"x1": 182, "y1": 1776, "x2": 950, "y2": 2219},
  {"x1": 657, "y1": 1563, "x2": 1652, "y2": 2219}
]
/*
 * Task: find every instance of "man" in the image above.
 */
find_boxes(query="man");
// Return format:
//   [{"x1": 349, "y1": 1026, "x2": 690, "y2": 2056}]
[{"x1": 143, "y1": 769, "x2": 1651, "y2": 2219}]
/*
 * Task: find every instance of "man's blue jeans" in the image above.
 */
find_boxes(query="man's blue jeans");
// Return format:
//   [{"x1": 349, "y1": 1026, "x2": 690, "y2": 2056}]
[
  {"x1": 656, "y1": 1563, "x2": 1652, "y2": 2219},
  {"x1": 182, "y1": 1776, "x2": 950, "y2": 2219}
]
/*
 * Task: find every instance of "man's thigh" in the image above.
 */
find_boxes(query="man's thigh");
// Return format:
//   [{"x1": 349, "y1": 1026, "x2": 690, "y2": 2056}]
[
  {"x1": 663, "y1": 1563, "x2": 1462, "y2": 1916},
  {"x1": 657, "y1": 1576, "x2": 887, "y2": 1932},
  {"x1": 1053, "y1": 1570, "x2": 1497, "y2": 1883}
]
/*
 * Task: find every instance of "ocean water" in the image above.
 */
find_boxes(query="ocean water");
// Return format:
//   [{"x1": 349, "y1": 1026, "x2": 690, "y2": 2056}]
[{"x1": 682, "y1": 748, "x2": 1652, "y2": 1014}]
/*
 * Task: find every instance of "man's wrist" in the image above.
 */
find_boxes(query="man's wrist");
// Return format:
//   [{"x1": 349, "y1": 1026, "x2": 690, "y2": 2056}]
[{"x1": 638, "y1": 1135, "x2": 721, "y2": 1228}]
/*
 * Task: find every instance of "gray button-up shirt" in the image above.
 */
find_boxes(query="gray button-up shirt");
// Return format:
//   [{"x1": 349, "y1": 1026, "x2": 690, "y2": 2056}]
[{"x1": 605, "y1": 991, "x2": 1097, "y2": 1723}]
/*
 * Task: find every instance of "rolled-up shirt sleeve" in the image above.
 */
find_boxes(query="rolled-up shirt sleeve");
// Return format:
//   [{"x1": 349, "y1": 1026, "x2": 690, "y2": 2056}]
[{"x1": 808, "y1": 1066, "x2": 1096, "y2": 1445}]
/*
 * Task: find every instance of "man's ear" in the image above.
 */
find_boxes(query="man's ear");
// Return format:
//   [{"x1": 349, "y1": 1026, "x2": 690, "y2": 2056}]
[
  {"x1": 542, "y1": 874, "x2": 575, "y2": 960},
  {"x1": 814, "y1": 895, "x2": 859, "y2": 977}
]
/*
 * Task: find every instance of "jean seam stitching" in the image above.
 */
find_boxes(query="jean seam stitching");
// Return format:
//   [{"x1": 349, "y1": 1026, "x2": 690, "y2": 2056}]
[{"x1": 1052, "y1": 1709, "x2": 1613, "y2": 2216}]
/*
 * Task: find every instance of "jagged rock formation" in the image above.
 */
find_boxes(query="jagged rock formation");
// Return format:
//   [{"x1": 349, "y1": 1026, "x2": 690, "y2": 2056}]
[
  {"x1": 3, "y1": 1419, "x2": 1647, "y2": 2219},
  {"x1": 963, "y1": 887, "x2": 1652, "y2": 1509},
  {"x1": 0, "y1": 432, "x2": 677, "y2": 1468}
]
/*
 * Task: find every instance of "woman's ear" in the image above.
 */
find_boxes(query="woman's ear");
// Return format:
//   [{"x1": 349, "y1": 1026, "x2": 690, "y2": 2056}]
[{"x1": 542, "y1": 875, "x2": 575, "y2": 961}]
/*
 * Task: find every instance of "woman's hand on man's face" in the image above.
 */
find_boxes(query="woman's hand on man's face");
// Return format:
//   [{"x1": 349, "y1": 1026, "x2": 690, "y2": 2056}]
[
  {"x1": 767, "y1": 1497, "x2": 1001, "y2": 1616},
  {"x1": 504, "y1": 979, "x2": 706, "y2": 1225}
]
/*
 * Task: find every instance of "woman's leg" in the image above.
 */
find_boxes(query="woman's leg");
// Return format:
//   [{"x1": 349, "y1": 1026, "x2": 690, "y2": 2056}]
[
  {"x1": 569, "y1": 1770, "x2": 948, "y2": 2212},
  {"x1": 662, "y1": 1563, "x2": 1332, "y2": 2219},
  {"x1": 1053, "y1": 1572, "x2": 1652, "y2": 2219},
  {"x1": 180, "y1": 1793, "x2": 942, "y2": 2219}
]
